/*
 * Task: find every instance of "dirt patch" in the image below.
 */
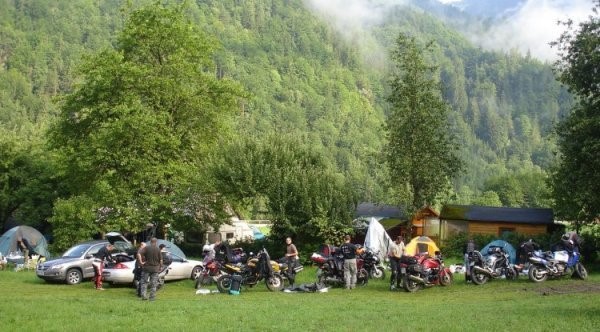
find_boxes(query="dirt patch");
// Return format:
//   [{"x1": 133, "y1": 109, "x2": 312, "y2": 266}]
[{"x1": 523, "y1": 283, "x2": 600, "y2": 296}]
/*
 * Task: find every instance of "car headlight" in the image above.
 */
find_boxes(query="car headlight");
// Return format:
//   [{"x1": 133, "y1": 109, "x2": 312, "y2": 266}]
[{"x1": 49, "y1": 264, "x2": 65, "y2": 270}]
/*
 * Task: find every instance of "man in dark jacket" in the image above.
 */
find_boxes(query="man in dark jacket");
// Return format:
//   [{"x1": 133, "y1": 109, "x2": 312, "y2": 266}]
[
  {"x1": 93, "y1": 243, "x2": 114, "y2": 290},
  {"x1": 340, "y1": 235, "x2": 357, "y2": 289},
  {"x1": 137, "y1": 238, "x2": 162, "y2": 301}
]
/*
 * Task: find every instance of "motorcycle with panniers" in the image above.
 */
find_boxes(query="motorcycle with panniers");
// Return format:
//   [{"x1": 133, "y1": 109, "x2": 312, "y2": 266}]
[
  {"x1": 468, "y1": 246, "x2": 518, "y2": 285},
  {"x1": 401, "y1": 251, "x2": 453, "y2": 292},
  {"x1": 528, "y1": 249, "x2": 587, "y2": 282},
  {"x1": 215, "y1": 248, "x2": 284, "y2": 293}
]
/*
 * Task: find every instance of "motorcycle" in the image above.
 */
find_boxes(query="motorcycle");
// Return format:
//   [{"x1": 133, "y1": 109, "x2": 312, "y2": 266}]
[
  {"x1": 359, "y1": 247, "x2": 386, "y2": 280},
  {"x1": 194, "y1": 252, "x2": 225, "y2": 289},
  {"x1": 468, "y1": 246, "x2": 518, "y2": 285},
  {"x1": 215, "y1": 248, "x2": 284, "y2": 293},
  {"x1": 402, "y1": 251, "x2": 453, "y2": 292},
  {"x1": 310, "y1": 249, "x2": 368, "y2": 288},
  {"x1": 528, "y1": 249, "x2": 588, "y2": 282}
]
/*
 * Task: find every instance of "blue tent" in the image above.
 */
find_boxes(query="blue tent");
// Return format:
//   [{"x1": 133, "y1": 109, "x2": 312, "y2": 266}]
[
  {"x1": 480, "y1": 239, "x2": 517, "y2": 264},
  {"x1": 249, "y1": 225, "x2": 265, "y2": 240},
  {"x1": 0, "y1": 225, "x2": 51, "y2": 258}
]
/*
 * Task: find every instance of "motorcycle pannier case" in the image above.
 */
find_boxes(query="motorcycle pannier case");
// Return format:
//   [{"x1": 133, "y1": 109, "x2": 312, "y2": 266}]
[{"x1": 229, "y1": 275, "x2": 243, "y2": 295}]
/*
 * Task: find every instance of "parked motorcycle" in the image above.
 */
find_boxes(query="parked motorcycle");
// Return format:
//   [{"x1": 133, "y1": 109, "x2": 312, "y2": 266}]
[
  {"x1": 194, "y1": 254, "x2": 225, "y2": 289},
  {"x1": 528, "y1": 249, "x2": 588, "y2": 282},
  {"x1": 402, "y1": 251, "x2": 452, "y2": 292},
  {"x1": 310, "y1": 250, "x2": 368, "y2": 288},
  {"x1": 215, "y1": 248, "x2": 284, "y2": 293},
  {"x1": 468, "y1": 246, "x2": 518, "y2": 285},
  {"x1": 359, "y1": 247, "x2": 386, "y2": 280}
]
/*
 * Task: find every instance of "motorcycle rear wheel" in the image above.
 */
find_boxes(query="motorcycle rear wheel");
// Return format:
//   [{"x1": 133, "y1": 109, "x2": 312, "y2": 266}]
[
  {"x1": 357, "y1": 268, "x2": 369, "y2": 286},
  {"x1": 403, "y1": 274, "x2": 420, "y2": 292},
  {"x1": 471, "y1": 270, "x2": 488, "y2": 285},
  {"x1": 528, "y1": 265, "x2": 547, "y2": 282},
  {"x1": 573, "y1": 263, "x2": 588, "y2": 280}
]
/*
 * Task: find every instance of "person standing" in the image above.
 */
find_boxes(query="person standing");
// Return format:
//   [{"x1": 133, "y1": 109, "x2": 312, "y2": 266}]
[
  {"x1": 388, "y1": 236, "x2": 406, "y2": 289},
  {"x1": 16, "y1": 236, "x2": 30, "y2": 267},
  {"x1": 134, "y1": 242, "x2": 146, "y2": 297},
  {"x1": 340, "y1": 235, "x2": 357, "y2": 289},
  {"x1": 137, "y1": 237, "x2": 162, "y2": 301},
  {"x1": 285, "y1": 237, "x2": 299, "y2": 286},
  {"x1": 93, "y1": 243, "x2": 114, "y2": 290},
  {"x1": 464, "y1": 238, "x2": 475, "y2": 283}
]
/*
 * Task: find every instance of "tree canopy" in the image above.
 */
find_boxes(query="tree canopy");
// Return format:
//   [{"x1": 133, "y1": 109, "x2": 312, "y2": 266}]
[
  {"x1": 550, "y1": 1, "x2": 600, "y2": 227},
  {"x1": 47, "y1": 2, "x2": 244, "y2": 250},
  {"x1": 385, "y1": 33, "x2": 462, "y2": 213}
]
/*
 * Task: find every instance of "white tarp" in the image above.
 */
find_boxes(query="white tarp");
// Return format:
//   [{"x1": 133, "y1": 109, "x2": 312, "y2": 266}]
[{"x1": 363, "y1": 217, "x2": 393, "y2": 261}]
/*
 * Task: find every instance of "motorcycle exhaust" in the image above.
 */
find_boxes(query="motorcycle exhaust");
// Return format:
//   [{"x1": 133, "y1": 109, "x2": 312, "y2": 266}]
[
  {"x1": 472, "y1": 266, "x2": 492, "y2": 276},
  {"x1": 408, "y1": 274, "x2": 425, "y2": 284}
]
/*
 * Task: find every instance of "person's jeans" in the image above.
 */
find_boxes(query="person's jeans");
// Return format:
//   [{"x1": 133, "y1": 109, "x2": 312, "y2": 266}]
[
  {"x1": 92, "y1": 260, "x2": 104, "y2": 288},
  {"x1": 343, "y1": 258, "x2": 357, "y2": 288},
  {"x1": 140, "y1": 270, "x2": 159, "y2": 300}
]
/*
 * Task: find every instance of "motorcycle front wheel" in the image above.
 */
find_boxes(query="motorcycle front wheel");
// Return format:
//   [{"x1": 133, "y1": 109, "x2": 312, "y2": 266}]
[
  {"x1": 505, "y1": 267, "x2": 518, "y2": 281},
  {"x1": 528, "y1": 265, "x2": 547, "y2": 282},
  {"x1": 403, "y1": 274, "x2": 420, "y2": 292},
  {"x1": 471, "y1": 270, "x2": 488, "y2": 285},
  {"x1": 573, "y1": 263, "x2": 588, "y2": 280},
  {"x1": 370, "y1": 266, "x2": 386, "y2": 280},
  {"x1": 265, "y1": 273, "x2": 284, "y2": 291},
  {"x1": 439, "y1": 272, "x2": 453, "y2": 286},
  {"x1": 216, "y1": 274, "x2": 232, "y2": 293}
]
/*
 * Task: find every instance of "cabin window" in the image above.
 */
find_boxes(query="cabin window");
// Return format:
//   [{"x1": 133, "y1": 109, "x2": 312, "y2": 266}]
[
  {"x1": 226, "y1": 232, "x2": 234, "y2": 240},
  {"x1": 499, "y1": 227, "x2": 516, "y2": 238}
]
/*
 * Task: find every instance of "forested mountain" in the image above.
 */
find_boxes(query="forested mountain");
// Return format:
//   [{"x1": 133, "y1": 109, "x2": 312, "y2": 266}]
[{"x1": 0, "y1": 0, "x2": 573, "y2": 231}]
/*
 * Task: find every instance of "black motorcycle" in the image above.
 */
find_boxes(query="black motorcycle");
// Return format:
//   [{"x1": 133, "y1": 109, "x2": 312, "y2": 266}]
[
  {"x1": 359, "y1": 247, "x2": 386, "y2": 280},
  {"x1": 310, "y1": 250, "x2": 368, "y2": 288},
  {"x1": 468, "y1": 246, "x2": 518, "y2": 285},
  {"x1": 216, "y1": 248, "x2": 284, "y2": 293},
  {"x1": 277, "y1": 257, "x2": 304, "y2": 286}
]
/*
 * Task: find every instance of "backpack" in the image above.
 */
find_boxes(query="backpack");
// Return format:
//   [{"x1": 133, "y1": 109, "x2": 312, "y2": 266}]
[{"x1": 229, "y1": 275, "x2": 243, "y2": 295}]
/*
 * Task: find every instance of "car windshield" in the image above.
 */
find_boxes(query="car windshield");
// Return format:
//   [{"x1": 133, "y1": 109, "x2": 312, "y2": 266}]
[{"x1": 62, "y1": 244, "x2": 93, "y2": 258}]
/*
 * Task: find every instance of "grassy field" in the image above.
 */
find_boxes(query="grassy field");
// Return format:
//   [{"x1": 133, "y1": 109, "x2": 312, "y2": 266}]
[{"x1": 1, "y1": 266, "x2": 599, "y2": 332}]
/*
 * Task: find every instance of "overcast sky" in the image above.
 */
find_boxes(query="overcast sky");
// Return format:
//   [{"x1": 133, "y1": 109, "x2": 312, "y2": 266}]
[{"x1": 302, "y1": 0, "x2": 595, "y2": 62}]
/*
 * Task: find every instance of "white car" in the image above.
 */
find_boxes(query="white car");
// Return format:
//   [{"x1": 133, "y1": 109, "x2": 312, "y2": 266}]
[{"x1": 102, "y1": 252, "x2": 204, "y2": 285}]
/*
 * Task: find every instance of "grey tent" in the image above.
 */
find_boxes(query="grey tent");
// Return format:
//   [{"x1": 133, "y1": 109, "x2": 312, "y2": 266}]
[{"x1": 0, "y1": 225, "x2": 51, "y2": 258}]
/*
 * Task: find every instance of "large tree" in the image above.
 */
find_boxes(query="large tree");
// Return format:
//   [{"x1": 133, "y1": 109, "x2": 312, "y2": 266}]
[
  {"x1": 385, "y1": 33, "x2": 462, "y2": 213},
  {"x1": 211, "y1": 134, "x2": 356, "y2": 246},
  {"x1": 550, "y1": 1, "x2": 600, "y2": 228},
  {"x1": 48, "y1": 3, "x2": 243, "y2": 250}
]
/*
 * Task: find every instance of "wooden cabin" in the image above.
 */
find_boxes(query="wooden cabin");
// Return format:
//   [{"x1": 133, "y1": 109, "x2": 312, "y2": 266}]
[
  {"x1": 438, "y1": 205, "x2": 556, "y2": 240},
  {"x1": 410, "y1": 206, "x2": 440, "y2": 243},
  {"x1": 353, "y1": 202, "x2": 409, "y2": 242}
]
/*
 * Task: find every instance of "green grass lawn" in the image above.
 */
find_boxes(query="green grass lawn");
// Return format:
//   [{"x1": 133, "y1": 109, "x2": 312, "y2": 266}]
[{"x1": 1, "y1": 266, "x2": 599, "y2": 331}]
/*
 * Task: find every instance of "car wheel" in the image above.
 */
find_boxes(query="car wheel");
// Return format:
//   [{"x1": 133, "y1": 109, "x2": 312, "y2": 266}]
[{"x1": 66, "y1": 268, "x2": 83, "y2": 285}]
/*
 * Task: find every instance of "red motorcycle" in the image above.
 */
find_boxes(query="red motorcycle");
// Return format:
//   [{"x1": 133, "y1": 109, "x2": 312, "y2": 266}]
[{"x1": 401, "y1": 251, "x2": 453, "y2": 292}]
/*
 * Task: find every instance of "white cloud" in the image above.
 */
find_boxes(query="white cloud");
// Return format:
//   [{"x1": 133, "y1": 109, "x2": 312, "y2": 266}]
[
  {"x1": 302, "y1": 0, "x2": 595, "y2": 62},
  {"x1": 472, "y1": 0, "x2": 594, "y2": 61}
]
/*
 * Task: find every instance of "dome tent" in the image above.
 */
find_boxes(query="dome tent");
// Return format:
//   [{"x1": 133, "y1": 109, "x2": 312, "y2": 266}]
[
  {"x1": 405, "y1": 236, "x2": 440, "y2": 256},
  {"x1": 480, "y1": 239, "x2": 517, "y2": 264},
  {"x1": 0, "y1": 225, "x2": 51, "y2": 258}
]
